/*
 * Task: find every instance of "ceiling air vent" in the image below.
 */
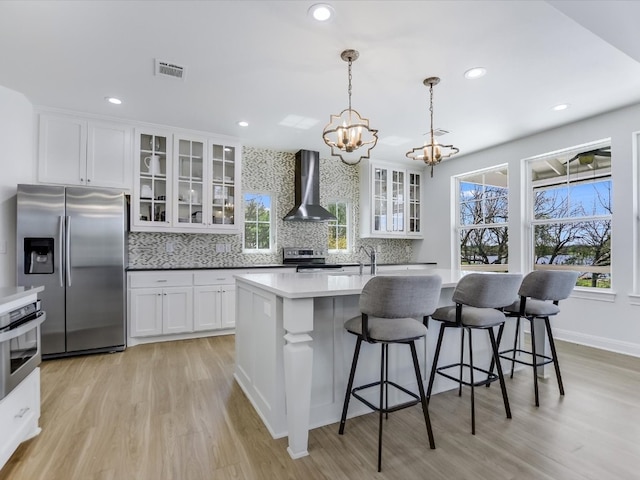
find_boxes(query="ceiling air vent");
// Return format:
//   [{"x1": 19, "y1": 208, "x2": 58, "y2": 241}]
[{"x1": 154, "y1": 59, "x2": 187, "y2": 80}]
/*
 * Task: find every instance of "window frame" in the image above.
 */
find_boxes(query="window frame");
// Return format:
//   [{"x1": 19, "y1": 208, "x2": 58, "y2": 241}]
[
  {"x1": 242, "y1": 191, "x2": 275, "y2": 253},
  {"x1": 327, "y1": 199, "x2": 350, "y2": 253},
  {"x1": 525, "y1": 140, "x2": 612, "y2": 291},
  {"x1": 455, "y1": 164, "x2": 509, "y2": 272}
]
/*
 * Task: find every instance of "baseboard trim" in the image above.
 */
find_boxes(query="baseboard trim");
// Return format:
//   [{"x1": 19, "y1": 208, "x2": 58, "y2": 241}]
[{"x1": 553, "y1": 328, "x2": 640, "y2": 358}]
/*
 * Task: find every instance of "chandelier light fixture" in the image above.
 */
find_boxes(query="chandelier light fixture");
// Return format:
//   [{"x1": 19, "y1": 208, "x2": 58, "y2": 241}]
[
  {"x1": 406, "y1": 76, "x2": 459, "y2": 177},
  {"x1": 322, "y1": 49, "x2": 378, "y2": 165}
]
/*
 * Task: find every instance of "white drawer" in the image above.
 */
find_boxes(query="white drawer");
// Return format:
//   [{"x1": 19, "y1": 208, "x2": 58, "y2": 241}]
[
  {"x1": 193, "y1": 270, "x2": 235, "y2": 286},
  {"x1": 128, "y1": 271, "x2": 193, "y2": 288},
  {"x1": 0, "y1": 369, "x2": 40, "y2": 469}
]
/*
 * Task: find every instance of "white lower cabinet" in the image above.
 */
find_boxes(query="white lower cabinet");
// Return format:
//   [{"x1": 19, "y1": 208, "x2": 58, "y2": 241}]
[
  {"x1": 128, "y1": 270, "x2": 236, "y2": 345},
  {"x1": 0, "y1": 369, "x2": 41, "y2": 470},
  {"x1": 193, "y1": 285, "x2": 236, "y2": 331},
  {"x1": 129, "y1": 286, "x2": 193, "y2": 336},
  {"x1": 129, "y1": 287, "x2": 163, "y2": 336},
  {"x1": 193, "y1": 271, "x2": 236, "y2": 331}
]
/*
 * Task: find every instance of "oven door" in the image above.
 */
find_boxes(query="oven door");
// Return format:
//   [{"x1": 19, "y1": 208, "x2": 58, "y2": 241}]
[{"x1": 0, "y1": 311, "x2": 46, "y2": 400}]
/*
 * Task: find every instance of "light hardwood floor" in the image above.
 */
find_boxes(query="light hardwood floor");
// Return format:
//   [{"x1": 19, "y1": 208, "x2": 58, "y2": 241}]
[{"x1": 2, "y1": 335, "x2": 639, "y2": 480}]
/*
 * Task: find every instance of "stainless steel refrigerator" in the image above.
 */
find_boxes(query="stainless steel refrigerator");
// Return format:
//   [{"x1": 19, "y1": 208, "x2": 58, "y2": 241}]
[{"x1": 16, "y1": 184, "x2": 126, "y2": 358}]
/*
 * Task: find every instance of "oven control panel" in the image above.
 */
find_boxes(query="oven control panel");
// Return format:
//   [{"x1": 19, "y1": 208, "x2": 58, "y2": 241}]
[
  {"x1": 1, "y1": 300, "x2": 41, "y2": 329},
  {"x1": 283, "y1": 247, "x2": 327, "y2": 264}
]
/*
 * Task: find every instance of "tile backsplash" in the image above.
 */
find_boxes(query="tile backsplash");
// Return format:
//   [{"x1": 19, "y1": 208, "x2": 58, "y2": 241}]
[{"x1": 128, "y1": 147, "x2": 413, "y2": 268}]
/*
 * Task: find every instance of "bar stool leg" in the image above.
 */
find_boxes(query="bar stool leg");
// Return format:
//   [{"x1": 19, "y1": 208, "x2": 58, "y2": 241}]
[
  {"x1": 377, "y1": 343, "x2": 386, "y2": 472},
  {"x1": 339, "y1": 337, "x2": 362, "y2": 434},
  {"x1": 486, "y1": 323, "x2": 506, "y2": 386},
  {"x1": 545, "y1": 316, "x2": 565, "y2": 396},
  {"x1": 468, "y1": 327, "x2": 476, "y2": 435},
  {"x1": 385, "y1": 344, "x2": 389, "y2": 419},
  {"x1": 410, "y1": 341, "x2": 436, "y2": 449},
  {"x1": 427, "y1": 324, "x2": 446, "y2": 401},
  {"x1": 529, "y1": 316, "x2": 540, "y2": 407},
  {"x1": 510, "y1": 318, "x2": 521, "y2": 378},
  {"x1": 488, "y1": 326, "x2": 511, "y2": 419},
  {"x1": 459, "y1": 328, "x2": 465, "y2": 397}
]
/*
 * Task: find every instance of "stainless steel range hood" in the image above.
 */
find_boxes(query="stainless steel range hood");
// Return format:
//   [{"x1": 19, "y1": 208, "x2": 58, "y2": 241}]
[{"x1": 283, "y1": 150, "x2": 336, "y2": 222}]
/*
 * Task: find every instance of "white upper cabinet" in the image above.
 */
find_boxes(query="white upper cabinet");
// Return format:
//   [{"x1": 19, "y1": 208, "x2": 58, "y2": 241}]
[
  {"x1": 132, "y1": 128, "x2": 241, "y2": 233},
  {"x1": 360, "y1": 159, "x2": 423, "y2": 238},
  {"x1": 38, "y1": 112, "x2": 132, "y2": 189},
  {"x1": 132, "y1": 128, "x2": 173, "y2": 230}
]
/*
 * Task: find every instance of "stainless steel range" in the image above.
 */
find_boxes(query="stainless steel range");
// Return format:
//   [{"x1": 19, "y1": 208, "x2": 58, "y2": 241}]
[{"x1": 282, "y1": 247, "x2": 344, "y2": 272}]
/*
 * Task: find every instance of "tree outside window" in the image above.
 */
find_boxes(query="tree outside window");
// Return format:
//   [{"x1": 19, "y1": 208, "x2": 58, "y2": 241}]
[
  {"x1": 327, "y1": 201, "x2": 349, "y2": 252},
  {"x1": 531, "y1": 147, "x2": 612, "y2": 289},
  {"x1": 457, "y1": 166, "x2": 509, "y2": 271},
  {"x1": 244, "y1": 193, "x2": 272, "y2": 251}
]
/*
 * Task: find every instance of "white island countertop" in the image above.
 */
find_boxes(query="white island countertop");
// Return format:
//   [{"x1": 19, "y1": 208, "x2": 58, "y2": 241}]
[
  {"x1": 0, "y1": 285, "x2": 44, "y2": 308},
  {"x1": 233, "y1": 268, "x2": 467, "y2": 299}
]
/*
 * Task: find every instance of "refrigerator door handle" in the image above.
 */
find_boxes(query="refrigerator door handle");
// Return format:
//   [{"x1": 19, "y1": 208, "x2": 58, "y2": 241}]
[
  {"x1": 58, "y1": 215, "x2": 65, "y2": 287},
  {"x1": 65, "y1": 215, "x2": 72, "y2": 287}
]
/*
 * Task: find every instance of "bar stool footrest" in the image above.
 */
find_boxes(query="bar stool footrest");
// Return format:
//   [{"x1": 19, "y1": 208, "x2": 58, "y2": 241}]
[
  {"x1": 436, "y1": 362, "x2": 499, "y2": 388},
  {"x1": 352, "y1": 380, "x2": 421, "y2": 414},
  {"x1": 498, "y1": 348, "x2": 554, "y2": 368}
]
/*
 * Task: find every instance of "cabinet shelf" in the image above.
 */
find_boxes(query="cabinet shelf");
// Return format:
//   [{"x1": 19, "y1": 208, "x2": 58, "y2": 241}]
[{"x1": 140, "y1": 173, "x2": 166, "y2": 179}]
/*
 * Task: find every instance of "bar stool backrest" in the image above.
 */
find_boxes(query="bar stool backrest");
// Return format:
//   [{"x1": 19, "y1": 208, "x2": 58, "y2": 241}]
[
  {"x1": 519, "y1": 270, "x2": 579, "y2": 302},
  {"x1": 359, "y1": 275, "x2": 442, "y2": 319},
  {"x1": 453, "y1": 273, "x2": 522, "y2": 309}
]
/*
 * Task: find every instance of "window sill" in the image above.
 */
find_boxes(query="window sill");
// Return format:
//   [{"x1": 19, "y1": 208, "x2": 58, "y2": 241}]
[
  {"x1": 571, "y1": 287, "x2": 616, "y2": 303},
  {"x1": 627, "y1": 294, "x2": 640, "y2": 306}
]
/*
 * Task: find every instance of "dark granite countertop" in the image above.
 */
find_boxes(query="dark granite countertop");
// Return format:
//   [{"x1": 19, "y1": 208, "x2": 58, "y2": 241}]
[{"x1": 126, "y1": 262, "x2": 437, "y2": 272}]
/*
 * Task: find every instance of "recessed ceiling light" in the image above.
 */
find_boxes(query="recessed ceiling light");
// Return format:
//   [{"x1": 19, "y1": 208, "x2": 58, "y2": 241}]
[
  {"x1": 464, "y1": 67, "x2": 486, "y2": 79},
  {"x1": 552, "y1": 104, "x2": 569, "y2": 111},
  {"x1": 308, "y1": 3, "x2": 335, "y2": 22},
  {"x1": 105, "y1": 96, "x2": 122, "y2": 105},
  {"x1": 237, "y1": 121, "x2": 249, "y2": 127}
]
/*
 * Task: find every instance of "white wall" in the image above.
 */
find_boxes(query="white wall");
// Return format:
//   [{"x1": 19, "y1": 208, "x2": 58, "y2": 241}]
[
  {"x1": 0, "y1": 85, "x2": 35, "y2": 287},
  {"x1": 418, "y1": 102, "x2": 640, "y2": 357}
]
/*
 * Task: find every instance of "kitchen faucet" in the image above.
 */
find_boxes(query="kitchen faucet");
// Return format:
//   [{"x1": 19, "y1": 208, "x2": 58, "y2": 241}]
[{"x1": 358, "y1": 245, "x2": 377, "y2": 275}]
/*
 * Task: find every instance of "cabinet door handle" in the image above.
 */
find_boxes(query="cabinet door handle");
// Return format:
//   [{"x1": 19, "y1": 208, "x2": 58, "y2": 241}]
[
  {"x1": 157, "y1": 280, "x2": 168, "y2": 283},
  {"x1": 87, "y1": 178, "x2": 91, "y2": 183},
  {"x1": 15, "y1": 407, "x2": 30, "y2": 418}
]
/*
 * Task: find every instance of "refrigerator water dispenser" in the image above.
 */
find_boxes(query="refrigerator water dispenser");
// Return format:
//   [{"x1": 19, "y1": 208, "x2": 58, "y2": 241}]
[{"x1": 24, "y1": 238, "x2": 54, "y2": 274}]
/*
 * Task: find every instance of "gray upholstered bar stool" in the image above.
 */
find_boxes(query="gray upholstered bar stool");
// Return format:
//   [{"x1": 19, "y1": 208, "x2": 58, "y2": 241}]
[
  {"x1": 496, "y1": 270, "x2": 578, "y2": 406},
  {"x1": 426, "y1": 273, "x2": 522, "y2": 435},
  {"x1": 338, "y1": 275, "x2": 442, "y2": 472}
]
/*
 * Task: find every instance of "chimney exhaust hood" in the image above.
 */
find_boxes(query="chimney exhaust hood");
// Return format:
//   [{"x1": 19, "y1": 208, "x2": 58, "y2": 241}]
[{"x1": 283, "y1": 150, "x2": 336, "y2": 222}]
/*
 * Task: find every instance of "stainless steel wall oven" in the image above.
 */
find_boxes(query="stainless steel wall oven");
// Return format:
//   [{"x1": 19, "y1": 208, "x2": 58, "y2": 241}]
[{"x1": 0, "y1": 300, "x2": 45, "y2": 400}]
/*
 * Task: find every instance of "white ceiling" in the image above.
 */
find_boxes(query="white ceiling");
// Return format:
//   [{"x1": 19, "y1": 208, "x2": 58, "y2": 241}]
[{"x1": 1, "y1": 1, "x2": 639, "y2": 164}]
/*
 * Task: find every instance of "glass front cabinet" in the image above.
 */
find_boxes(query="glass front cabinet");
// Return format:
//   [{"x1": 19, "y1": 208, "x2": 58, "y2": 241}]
[
  {"x1": 132, "y1": 129, "x2": 240, "y2": 233},
  {"x1": 360, "y1": 160, "x2": 422, "y2": 238}
]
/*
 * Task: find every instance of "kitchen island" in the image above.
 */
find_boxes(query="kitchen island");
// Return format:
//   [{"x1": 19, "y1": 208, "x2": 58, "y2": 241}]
[
  {"x1": 234, "y1": 268, "x2": 520, "y2": 459},
  {"x1": 0, "y1": 286, "x2": 44, "y2": 470}
]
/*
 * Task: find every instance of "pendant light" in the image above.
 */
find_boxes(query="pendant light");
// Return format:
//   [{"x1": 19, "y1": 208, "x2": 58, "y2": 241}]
[
  {"x1": 322, "y1": 49, "x2": 378, "y2": 165},
  {"x1": 406, "y1": 77, "x2": 459, "y2": 177}
]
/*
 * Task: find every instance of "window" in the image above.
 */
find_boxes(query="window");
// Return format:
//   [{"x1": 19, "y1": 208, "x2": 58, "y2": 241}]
[
  {"x1": 529, "y1": 143, "x2": 611, "y2": 288},
  {"x1": 327, "y1": 200, "x2": 349, "y2": 252},
  {"x1": 243, "y1": 193, "x2": 273, "y2": 252},
  {"x1": 456, "y1": 166, "x2": 509, "y2": 271}
]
